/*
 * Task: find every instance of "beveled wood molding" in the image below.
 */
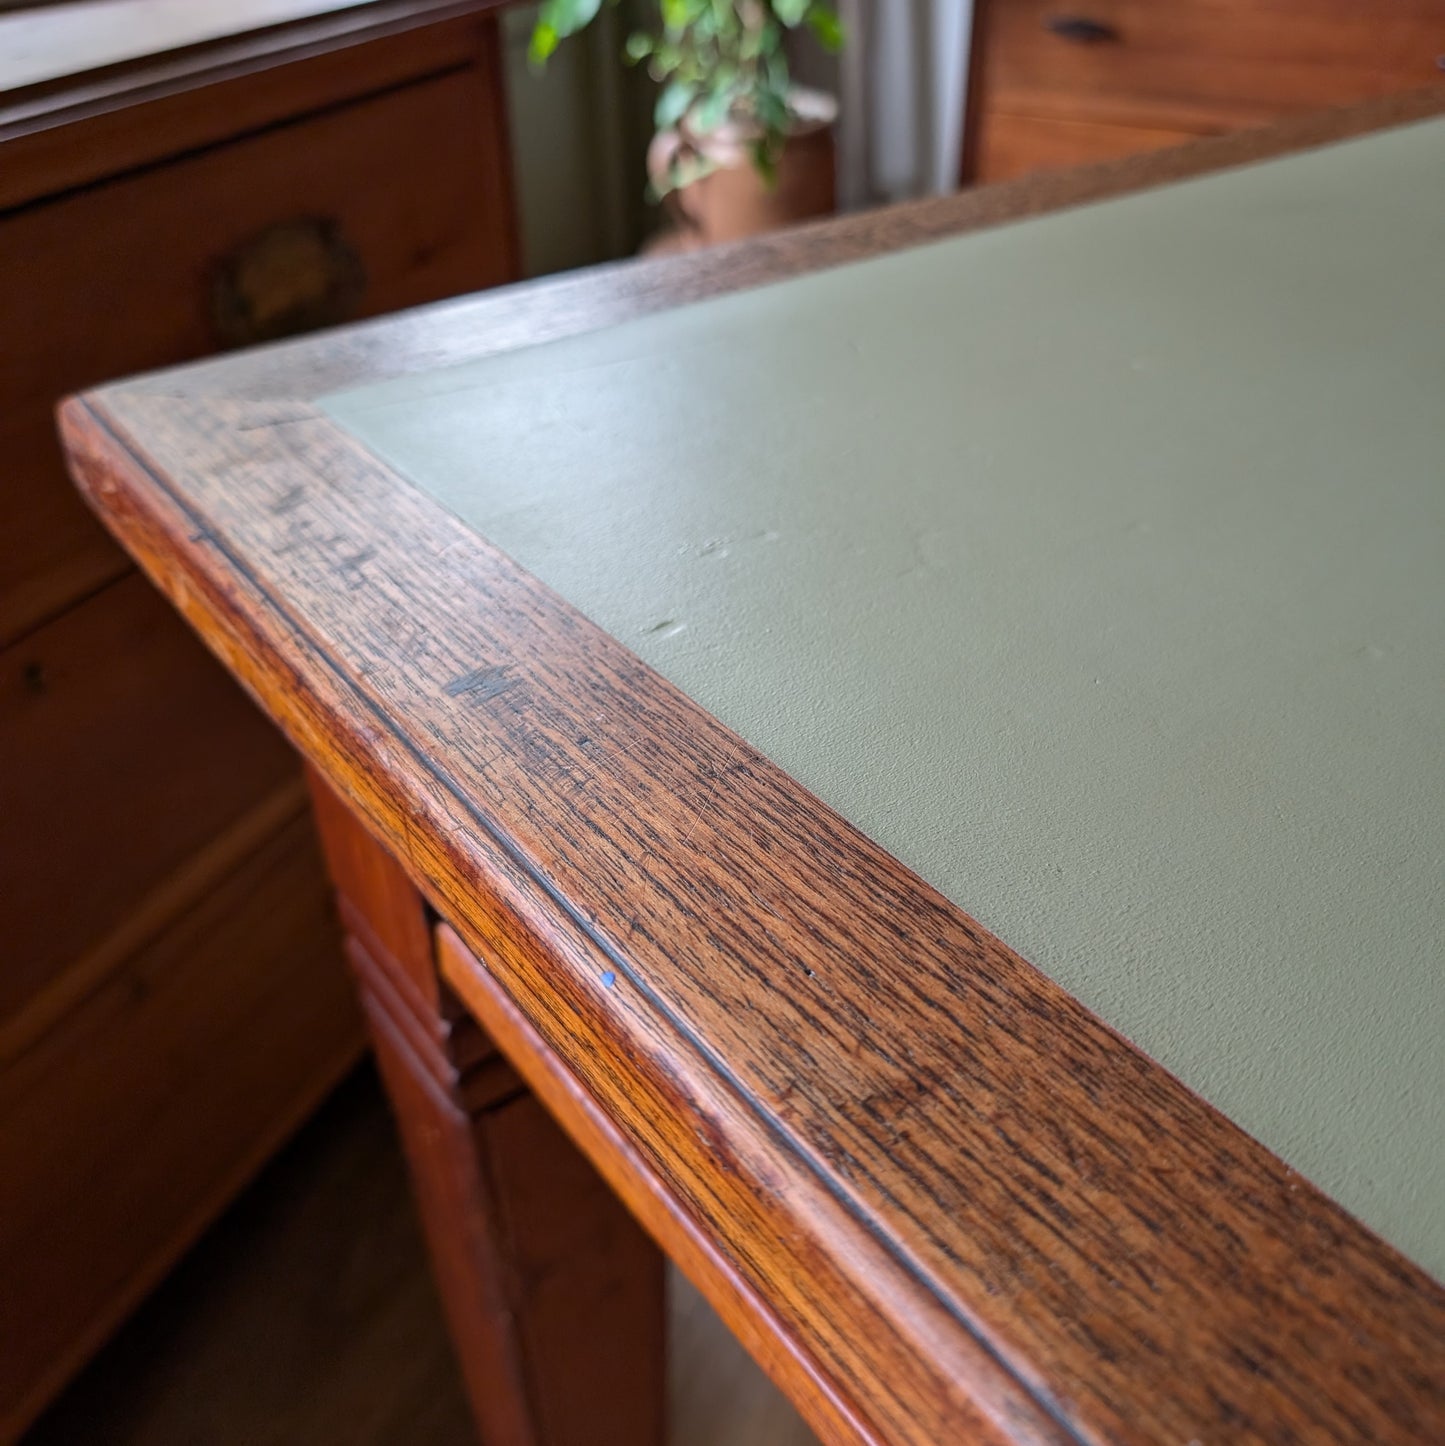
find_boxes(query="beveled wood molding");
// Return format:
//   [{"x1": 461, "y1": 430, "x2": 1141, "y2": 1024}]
[{"x1": 59, "y1": 95, "x2": 1445, "y2": 1446}]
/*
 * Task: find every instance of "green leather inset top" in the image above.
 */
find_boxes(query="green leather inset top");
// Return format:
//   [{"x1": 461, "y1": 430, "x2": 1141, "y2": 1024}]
[{"x1": 324, "y1": 116, "x2": 1445, "y2": 1279}]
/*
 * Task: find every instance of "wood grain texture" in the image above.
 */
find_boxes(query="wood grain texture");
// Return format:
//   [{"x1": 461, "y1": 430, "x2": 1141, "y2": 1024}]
[
  {"x1": 966, "y1": 0, "x2": 1445, "y2": 181},
  {"x1": 476, "y1": 1089, "x2": 666, "y2": 1446},
  {"x1": 974, "y1": 0, "x2": 1445, "y2": 131},
  {"x1": 0, "y1": 777, "x2": 310, "y2": 1064},
  {"x1": 435, "y1": 924, "x2": 883, "y2": 1446},
  {"x1": 1, "y1": 52, "x2": 512, "y2": 648},
  {"x1": 0, "y1": 813, "x2": 362, "y2": 1443},
  {"x1": 0, "y1": 8, "x2": 517, "y2": 1434},
  {"x1": 23, "y1": 1068, "x2": 812, "y2": 1446},
  {"x1": 972, "y1": 112, "x2": 1199, "y2": 184},
  {"x1": 0, "y1": 571, "x2": 300, "y2": 1024},
  {"x1": 311, "y1": 773, "x2": 666, "y2": 1446},
  {"x1": 310, "y1": 763, "x2": 450, "y2": 1019},
  {"x1": 60, "y1": 97, "x2": 1445, "y2": 1446}
]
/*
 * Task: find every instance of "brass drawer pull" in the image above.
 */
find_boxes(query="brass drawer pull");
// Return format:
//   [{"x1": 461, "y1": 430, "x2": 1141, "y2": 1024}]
[
  {"x1": 211, "y1": 217, "x2": 365, "y2": 349},
  {"x1": 1044, "y1": 13, "x2": 1121, "y2": 44}
]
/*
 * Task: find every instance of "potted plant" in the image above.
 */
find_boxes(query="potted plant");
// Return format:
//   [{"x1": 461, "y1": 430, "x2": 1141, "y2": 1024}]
[{"x1": 531, "y1": 0, "x2": 845, "y2": 247}]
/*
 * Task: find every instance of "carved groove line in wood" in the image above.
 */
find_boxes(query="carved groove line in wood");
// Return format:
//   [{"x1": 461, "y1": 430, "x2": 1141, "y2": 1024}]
[{"x1": 74, "y1": 394, "x2": 1059, "y2": 1446}]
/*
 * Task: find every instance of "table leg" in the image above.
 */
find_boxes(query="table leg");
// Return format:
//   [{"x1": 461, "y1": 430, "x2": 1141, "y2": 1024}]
[{"x1": 306, "y1": 770, "x2": 666, "y2": 1446}]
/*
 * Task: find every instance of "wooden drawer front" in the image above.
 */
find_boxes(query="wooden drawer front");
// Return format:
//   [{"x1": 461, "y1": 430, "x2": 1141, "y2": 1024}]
[
  {"x1": 975, "y1": 0, "x2": 1445, "y2": 135},
  {"x1": 0, "y1": 814, "x2": 363, "y2": 1440},
  {"x1": 975, "y1": 111, "x2": 1198, "y2": 181},
  {"x1": 0, "y1": 572, "x2": 303, "y2": 1030},
  {"x1": 0, "y1": 53, "x2": 514, "y2": 646}
]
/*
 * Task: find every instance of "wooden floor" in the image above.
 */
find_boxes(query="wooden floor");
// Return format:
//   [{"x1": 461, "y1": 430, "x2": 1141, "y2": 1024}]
[{"x1": 25, "y1": 1066, "x2": 816, "y2": 1446}]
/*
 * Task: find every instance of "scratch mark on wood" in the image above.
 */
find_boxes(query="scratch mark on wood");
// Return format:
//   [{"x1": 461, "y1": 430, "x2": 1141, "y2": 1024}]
[
  {"x1": 270, "y1": 484, "x2": 307, "y2": 514},
  {"x1": 445, "y1": 664, "x2": 521, "y2": 704},
  {"x1": 336, "y1": 545, "x2": 378, "y2": 590}
]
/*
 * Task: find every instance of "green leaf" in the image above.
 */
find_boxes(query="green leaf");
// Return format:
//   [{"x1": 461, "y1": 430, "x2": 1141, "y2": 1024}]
[
  {"x1": 806, "y1": 4, "x2": 846, "y2": 51},
  {"x1": 546, "y1": 0, "x2": 604, "y2": 34},
  {"x1": 617, "y1": 0, "x2": 843, "y2": 204},
  {"x1": 755, "y1": 87, "x2": 789, "y2": 133},
  {"x1": 528, "y1": 0, "x2": 603, "y2": 66},
  {"x1": 764, "y1": 46, "x2": 790, "y2": 94},
  {"x1": 692, "y1": 84, "x2": 733, "y2": 133},
  {"x1": 528, "y1": 20, "x2": 559, "y2": 65},
  {"x1": 655, "y1": 77, "x2": 697, "y2": 129},
  {"x1": 649, "y1": 146, "x2": 717, "y2": 200},
  {"x1": 750, "y1": 138, "x2": 779, "y2": 189}
]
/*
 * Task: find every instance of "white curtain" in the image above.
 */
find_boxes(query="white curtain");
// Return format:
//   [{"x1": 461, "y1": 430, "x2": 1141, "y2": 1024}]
[{"x1": 797, "y1": 0, "x2": 974, "y2": 208}]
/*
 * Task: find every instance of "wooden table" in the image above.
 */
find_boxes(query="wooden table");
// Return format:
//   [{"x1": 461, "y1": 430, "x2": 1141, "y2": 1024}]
[{"x1": 59, "y1": 90, "x2": 1445, "y2": 1446}]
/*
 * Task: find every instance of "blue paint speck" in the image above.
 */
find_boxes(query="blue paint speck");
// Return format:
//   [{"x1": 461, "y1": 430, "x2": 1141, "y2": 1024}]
[{"x1": 601, "y1": 971, "x2": 617, "y2": 989}]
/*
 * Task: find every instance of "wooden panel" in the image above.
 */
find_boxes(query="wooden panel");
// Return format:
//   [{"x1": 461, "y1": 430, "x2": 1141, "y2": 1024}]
[
  {"x1": 307, "y1": 767, "x2": 443, "y2": 1016},
  {"x1": 477, "y1": 1091, "x2": 667, "y2": 1446},
  {"x1": 973, "y1": 0, "x2": 1445, "y2": 135},
  {"x1": 0, "y1": 813, "x2": 364, "y2": 1442},
  {"x1": 435, "y1": 925, "x2": 876, "y2": 1446},
  {"x1": 355, "y1": 968, "x2": 546, "y2": 1446},
  {"x1": 0, "y1": 572, "x2": 300, "y2": 1028},
  {"x1": 0, "y1": 9, "x2": 515, "y2": 1435},
  {"x1": 20, "y1": 1075, "x2": 810, "y2": 1446},
  {"x1": 60, "y1": 97, "x2": 1445, "y2": 1446},
  {"x1": 974, "y1": 110, "x2": 1196, "y2": 182},
  {"x1": 310, "y1": 774, "x2": 666, "y2": 1446},
  {"x1": 0, "y1": 58, "x2": 515, "y2": 647}
]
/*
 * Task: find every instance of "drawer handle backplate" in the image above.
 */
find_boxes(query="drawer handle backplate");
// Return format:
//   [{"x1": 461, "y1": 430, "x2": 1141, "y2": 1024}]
[
  {"x1": 1044, "y1": 14, "x2": 1121, "y2": 44},
  {"x1": 211, "y1": 217, "x2": 366, "y2": 349}
]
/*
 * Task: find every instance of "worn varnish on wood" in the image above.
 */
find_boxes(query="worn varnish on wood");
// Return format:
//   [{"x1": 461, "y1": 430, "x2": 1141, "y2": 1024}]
[{"x1": 58, "y1": 93, "x2": 1445, "y2": 1446}]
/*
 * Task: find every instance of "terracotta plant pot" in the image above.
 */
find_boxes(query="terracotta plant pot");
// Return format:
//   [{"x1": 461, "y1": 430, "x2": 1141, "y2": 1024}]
[{"x1": 646, "y1": 87, "x2": 837, "y2": 251}]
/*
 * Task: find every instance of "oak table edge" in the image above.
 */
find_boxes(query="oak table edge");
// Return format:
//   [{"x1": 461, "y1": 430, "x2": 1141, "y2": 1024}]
[
  {"x1": 57, "y1": 90, "x2": 1445, "y2": 1446},
  {"x1": 58, "y1": 392, "x2": 1069, "y2": 1446}
]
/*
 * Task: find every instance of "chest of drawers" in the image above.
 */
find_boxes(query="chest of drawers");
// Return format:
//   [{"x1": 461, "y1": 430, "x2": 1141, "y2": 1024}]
[{"x1": 0, "y1": 3, "x2": 517, "y2": 1436}]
